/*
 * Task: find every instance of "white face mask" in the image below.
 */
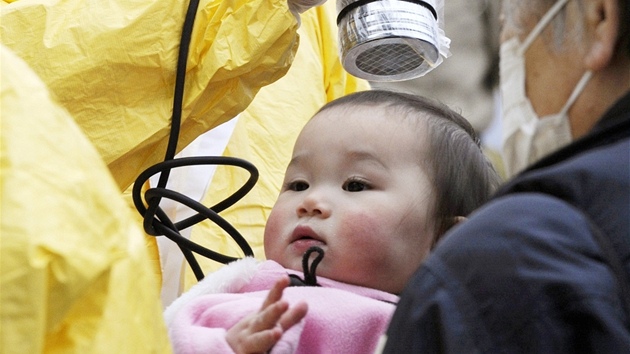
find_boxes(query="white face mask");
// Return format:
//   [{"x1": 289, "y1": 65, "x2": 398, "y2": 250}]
[{"x1": 500, "y1": 0, "x2": 592, "y2": 177}]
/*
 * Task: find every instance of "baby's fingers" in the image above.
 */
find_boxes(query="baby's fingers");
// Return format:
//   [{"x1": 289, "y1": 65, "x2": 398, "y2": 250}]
[
  {"x1": 261, "y1": 276, "x2": 290, "y2": 310},
  {"x1": 242, "y1": 326, "x2": 283, "y2": 353},
  {"x1": 253, "y1": 299, "x2": 290, "y2": 332},
  {"x1": 278, "y1": 301, "x2": 308, "y2": 331},
  {"x1": 226, "y1": 318, "x2": 283, "y2": 354}
]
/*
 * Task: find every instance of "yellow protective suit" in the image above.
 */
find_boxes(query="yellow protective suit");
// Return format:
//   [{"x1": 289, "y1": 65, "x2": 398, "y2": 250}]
[
  {"x1": 0, "y1": 0, "x2": 299, "y2": 191},
  {"x1": 163, "y1": 1, "x2": 371, "y2": 293},
  {"x1": 0, "y1": 46, "x2": 170, "y2": 353},
  {"x1": 1, "y1": 0, "x2": 307, "y2": 301}
]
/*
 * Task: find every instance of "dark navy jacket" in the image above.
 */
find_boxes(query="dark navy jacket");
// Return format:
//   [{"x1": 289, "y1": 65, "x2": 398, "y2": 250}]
[{"x1": 383, "y1": 91, "x2": 630, "y2": 353}]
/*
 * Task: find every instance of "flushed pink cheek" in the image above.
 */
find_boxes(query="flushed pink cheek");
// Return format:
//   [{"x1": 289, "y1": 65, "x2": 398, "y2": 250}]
[
  {"x1": 326, "y1": 211, "x2": 396, "y2": 287},
  {"x1": 263, "y1": 210, "x2": 284, "y2": 259},
  {"x1": 338, "y1": 212, "x2": 386, "y2": 251}
]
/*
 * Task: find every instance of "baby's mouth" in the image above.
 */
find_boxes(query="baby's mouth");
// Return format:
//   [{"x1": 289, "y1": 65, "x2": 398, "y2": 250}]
[
  {"x1": 293, "y1": 235, "x2": 324, "y2": 244},
  {"x1": 290, "y1": 227, "x2": 326, "y2": 251},
  {"x1": 291, "y1": 236, "x2": 325, "y2": 251},
  {"x1": 296, "y1": 235, "x2": 315, "y2": 241}
]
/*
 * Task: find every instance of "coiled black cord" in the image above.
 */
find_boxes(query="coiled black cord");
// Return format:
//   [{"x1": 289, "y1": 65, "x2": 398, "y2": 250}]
[
  {"x1": 131, "y1": 0, "x2": 255, "y2": 281},
  {"x1": 288, "y1": 246, "x2": 325, "y2": 287}
]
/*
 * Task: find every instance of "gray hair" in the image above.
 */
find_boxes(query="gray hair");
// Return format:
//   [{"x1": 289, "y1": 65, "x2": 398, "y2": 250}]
[
  {"x1": 501, "y1": 0, "x2": 585, "y2": 52},
  {"x1": 503, "y1": 0, "x2": 630, "y2": 56}
]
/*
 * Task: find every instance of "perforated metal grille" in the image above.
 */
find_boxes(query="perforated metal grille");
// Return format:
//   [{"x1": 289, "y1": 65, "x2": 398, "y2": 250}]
[{"x1": 355, "y1": 43, "x2": 425, "y2": 76}]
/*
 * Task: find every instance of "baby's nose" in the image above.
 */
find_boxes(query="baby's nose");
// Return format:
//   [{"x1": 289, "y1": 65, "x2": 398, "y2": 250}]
[{"x1": 296, "y1": 192, "x2": 331, "y2": 218}]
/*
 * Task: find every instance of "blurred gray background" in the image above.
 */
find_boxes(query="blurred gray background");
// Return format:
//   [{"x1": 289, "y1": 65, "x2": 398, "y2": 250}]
[{"x1": 371, "y1": 0, "x2": 504, "y2": 175}]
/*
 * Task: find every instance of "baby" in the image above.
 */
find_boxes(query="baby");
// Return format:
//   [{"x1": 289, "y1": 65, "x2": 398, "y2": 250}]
[{"x1": 164, "y1": 90, "x2": 501, "y2": 353}]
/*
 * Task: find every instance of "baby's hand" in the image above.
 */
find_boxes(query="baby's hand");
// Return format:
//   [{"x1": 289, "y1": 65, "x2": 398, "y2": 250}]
[{"x1": 226, "y1": 276, "x2": 308, "y2": 354}]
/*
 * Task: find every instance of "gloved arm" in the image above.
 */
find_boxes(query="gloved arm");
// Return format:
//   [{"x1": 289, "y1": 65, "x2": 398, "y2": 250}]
[{"x1": 288, "y1": 0, "x2": 328, "y2": 23}]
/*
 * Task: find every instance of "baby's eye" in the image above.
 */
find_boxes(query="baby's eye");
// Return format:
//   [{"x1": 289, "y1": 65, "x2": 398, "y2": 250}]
[
  {"x1": 343, "y1": 179, "x2": 369, "y2": 192},
  {"x1": 286, "y1": 181, "x2": 309, "y2": 191}
]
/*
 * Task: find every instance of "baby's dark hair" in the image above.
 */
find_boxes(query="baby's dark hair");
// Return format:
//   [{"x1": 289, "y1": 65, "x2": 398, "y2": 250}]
[{"x1": 318, "y1": 90, "x2": 502, "y2": 246}]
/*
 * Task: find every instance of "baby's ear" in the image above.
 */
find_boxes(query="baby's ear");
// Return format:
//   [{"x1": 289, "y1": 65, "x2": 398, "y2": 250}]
[
  {"x1": 432, "y1": 216, "x2": 469, "y2": 250},
  {"x1": 440, "y1": 216, "x2": 467, "y2": 234},
  {"x1": 453, "y1": 216, "x2": 467, "y2": 225}
]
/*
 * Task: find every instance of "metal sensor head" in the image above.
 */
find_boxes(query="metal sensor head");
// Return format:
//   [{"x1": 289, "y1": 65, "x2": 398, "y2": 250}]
[{"x1": 337, "y1": 0, "x2": 444, "y2": 82}]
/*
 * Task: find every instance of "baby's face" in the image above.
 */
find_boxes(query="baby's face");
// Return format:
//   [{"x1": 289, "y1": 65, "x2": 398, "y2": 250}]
[{"x1": 264, "y1": 104, "x2": 436, "y2": 294}]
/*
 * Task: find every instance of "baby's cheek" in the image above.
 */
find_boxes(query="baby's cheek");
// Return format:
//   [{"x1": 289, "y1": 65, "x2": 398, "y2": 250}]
[
  {"x1": 263, "y1": 211, "x2": 283, "y2": 258},
  {"x1": 341, "y1": 211, "x2": 387, "y2": 251},
  {"x1": 337, "y1": 211, "x2": 404, "y2": 287},
  {"x1": 342, "y1": 209, "x2": 371, "y2": 229}
]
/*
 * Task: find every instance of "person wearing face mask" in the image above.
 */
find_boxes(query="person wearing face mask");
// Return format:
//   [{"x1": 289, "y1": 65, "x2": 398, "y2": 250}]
[
  {"x1": 500, "y1": 0, "x2": 595, "y2": 177},
  {"x1": 381, "y1": 0, "x2": 630, "y2": 352}
]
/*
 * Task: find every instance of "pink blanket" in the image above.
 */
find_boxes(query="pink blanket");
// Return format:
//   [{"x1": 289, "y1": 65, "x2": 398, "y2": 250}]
[{"x1": 165, "y1": 258, "x2": 398, "y2": 353}]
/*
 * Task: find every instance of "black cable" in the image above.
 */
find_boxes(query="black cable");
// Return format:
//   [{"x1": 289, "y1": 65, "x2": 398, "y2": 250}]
[
  {"x1": 302, "y1": 246, "x2": 324, "y2": 286},
  {"x1": 131, "y1": 0, "x2": 256, "y2": 281},
  {"x1": 288, "y1": 247, "x2": 325, "y2": 287}
]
